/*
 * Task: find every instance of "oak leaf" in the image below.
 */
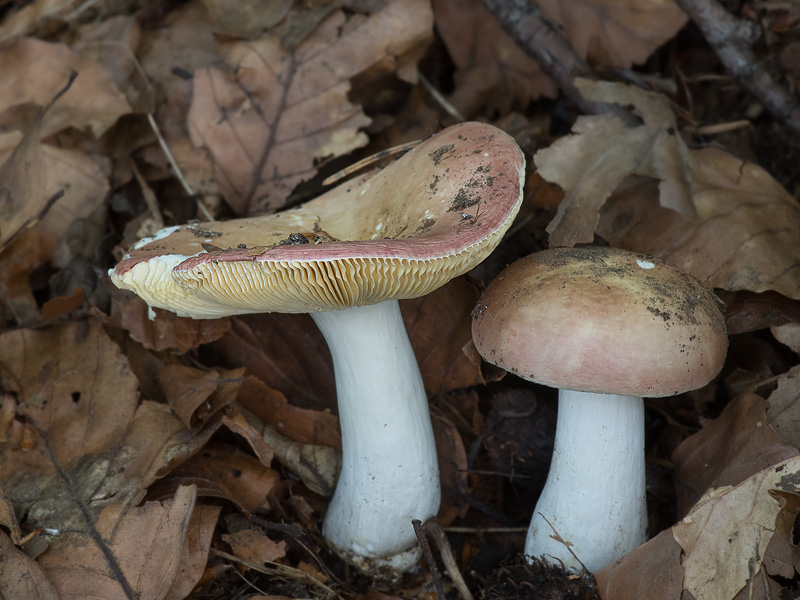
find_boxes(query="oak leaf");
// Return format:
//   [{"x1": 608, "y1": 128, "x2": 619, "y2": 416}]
[
  {"x1": 186, "y1": 0, "x2": 433, "y2": 215},
  {"x1": 535, "y1": 78, "x2": 697, "y2": 247},
  {"x1": 597, "y1": 147, "x2": 800, "y2": 300}
]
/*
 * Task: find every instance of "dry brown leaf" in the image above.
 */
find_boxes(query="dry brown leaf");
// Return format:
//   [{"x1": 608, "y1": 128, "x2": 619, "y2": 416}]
[
  {"x1": 595, "y1": 529, "x2": 684, "y2": 600},
  {"x1": 149, "y1": 441, "x2": 280, "y2": 514},
  {"x1": 236, "y1": 376, "x2": 341, "y2": 451},
  {"x1": 0, "y1": 482, "x2": 21, "y2": 546},
  {"x1": 434, "y1": 0, "x2": 685, "y2": 112},
  {"x1": 672, "y1": 393, "x2": 799, "y2": 516},
  {"x1": 0, "y1": 38, "x2": 131, "y2": 142},
  {"x1": 598, "y1": 147, "x2": 800, "y2": 300},
  {"x1": 158, "y1": 364, "x2": 246, "y2": 431},
  {"x1": 38, "y1": 485, "x2": 198, "y2": 600},
  {"x1": 206, "y1": 314, "x2": 336, "y2": 413},
  {"x1": 536, "y1": 0, "x2": 687, "y2": 68},
  {"x1": 186, "y1": 0, "x2": 432, "y2": 215},
  {"x1": 402, "y1": 277, "x2": 485, "y2": 396},
  {"x1": 433, "y1": 0, "x2": 558, "y2": 111},
  {"x1": 0, "y1": 531, "x2": 59, "y2": 599},
  {"x1": 0, "y1": 0, "x2": 81, "y2": 45},
  {"x1": 0, "y1": 230, "x2": 45, "y2": 325},
  {"x1": 164, "y1": 503, "x2": 222, "y2": 600},
  {"x1": 222, "y1": 528, "x2": 287, "y2": 566},
  {"x1": 717, "y1": 290, "x2": 800, "y2": 335},
  {"x1": 432, "y1": 414, "x2": 469, "y2": 526},
  {"x1": 115, "y1": 295, "x2": 232, "y2": 353},
  {"x1": 671, "y1": 455, "x2": 800, "y2": 600},
  {"x1": 766, "y1": 365, "x2": 800, "y2": 448},
  {"x1": 201, "y1": 0, "x2": 293, "y2": 39},
  {"x1": 226, "y1": 407, "x2": 341, "y2": 497},
  {"x1": 535, "y1": 78, "x2": 696, "y2": 247},
  {"x1": 0, "y1": 104, "x2": 47, "y2": 253},
  {"x1": 0, "y1": 318, "x2": 219, "y2": 534},
  {"x1": 772, "y1": 323, "x2": 800, "y2": 353}
]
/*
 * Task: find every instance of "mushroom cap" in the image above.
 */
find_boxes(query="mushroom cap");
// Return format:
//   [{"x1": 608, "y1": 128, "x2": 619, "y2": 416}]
[
  {"x1": 472, "y1": 247, "x2": 728, "y2": 397},
  {"x1": 110, "y1": 122, "x2": 525, "y2": 318}
]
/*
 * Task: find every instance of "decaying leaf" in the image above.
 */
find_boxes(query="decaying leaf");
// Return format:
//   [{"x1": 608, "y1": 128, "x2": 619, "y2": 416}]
[
  {"x1": 402, "y1": 277, "x2": 485, "y2": 396},
  {"x1": 672, "y1": 455, "x2": 800, "y2": 600},
  {"x1": 0, "y1": 38, "x2": 131, "y2": 142},
  {"x1": 535, "y1": 78, "x2": 697, "y2": 247},
  {"x1": 222, "y1": 528, "x2": 287, "y2": 567},
  {"x1": 597, "y1": 147, "x2": 800, "y2": 300},
  {"x1": 235, "y1": 376, "x2": 341, "y2": 450},
  {"x1": 0, "y1": 531, "x2": 59, "y2": 599},
  {"x1": 0, "y1": 103, "x2": 48, "y2": 253},
  {"x1": 672, "y1": 393, "x2": 799, "y2": 515},
  {"x1": 158, "y1": 364, "x2": 245, "y2": 432},
  {"x1": 595, "y1": 529, "x2": 684, "y2": 600},
  {"x1": 115, "y1": 295, "x2": 232, "y2": 354},
  {"x1": 766, "y1": 365, "x2": 800, "y2": 449},
  {"x1": 148, "y1": 441, "x2": 279, "y2": 515},
  {"x1": 187, "y1": 0, "x2": 433, "y2": 215},
  {"x1": 37, "y1": 485, "x2": 199, "y2": 600},
  {"x1": 435, "y1": 0, "x2": 685, "y2": 113},
  {"x1": 0, "y1": 319, "x2": 219, "y2": 535}
]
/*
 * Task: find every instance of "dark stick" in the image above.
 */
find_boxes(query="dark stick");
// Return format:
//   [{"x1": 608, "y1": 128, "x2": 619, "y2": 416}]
[
  {"x1": 412, "y1": 518, "x2": 446, "y2": 600},
  {"x1": 675, "y1": 0, "x2": 800, "y2": 135}
]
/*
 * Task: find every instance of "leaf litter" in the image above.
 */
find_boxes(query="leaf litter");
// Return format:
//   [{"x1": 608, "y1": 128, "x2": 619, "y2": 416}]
[{"x1": 0, "y1": 0, "x2": 799, "y2": 598}]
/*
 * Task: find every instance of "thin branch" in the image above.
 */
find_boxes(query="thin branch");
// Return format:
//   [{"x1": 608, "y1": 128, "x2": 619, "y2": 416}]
[
  {"x1": 413, "y1": 518, "x2": 446, "y2": 600},
  {"x1": 675, "y1": 0, "x2": 800, "y2": 135}
]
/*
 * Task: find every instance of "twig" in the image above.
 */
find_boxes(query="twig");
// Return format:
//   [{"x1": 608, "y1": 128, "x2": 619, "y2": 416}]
[
  {"x1": 675, "y1": 0, "x2": 800, "y2": 135},
  {"x1": 211, "y1": 548, "x2": 341, "y2": 599},
  {"x1": 424, "y1": 519, "x2": 475, "y2": 600},
  {"x1": 418, "y1": 70, "x2": 466, "y2": 122},
  {"x1": 413, "y1": 518, "x2": 446, "y2": 600},
  {"x1": 479, "y1": 0, "x2": 634, "y2": 123}
]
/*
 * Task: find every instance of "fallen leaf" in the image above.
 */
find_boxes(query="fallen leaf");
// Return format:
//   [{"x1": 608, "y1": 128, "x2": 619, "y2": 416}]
[
  {"x1": 158, "y1": 364, "x2": 245, "y2": 431},
  {"x1": 0, "y1": 318, "x2": 219, "y2": 533},
  {"x1": 535, "y1": 78, "x2": 696, "y2": 247},
  {"x1": 671, "y1": 456, "x2": 800, "y2": 600},
  {"x1": 37, "y1": 485, "x2": 198, "y2": 600},
  {"x1": 236, "y1": 376, "x2": 341, "y2": 450},
  {"x1": 672, "y1": 393, "x2": 799, "y2": 516},
  {"x1": 164, "y1": 503, "x2": 221, "y2": 600},
  {"x1": 0, "y1": 531, "x2": 59, "y2": 599},
  {"x1": 227, "y1": 407, "x2": 341, "y2": 497},
  {"x1": 772, "y1": 322, "x2": 800, "y2": 353},
  {"x1": 115, "y1": 295, "x2": 232, "y2": 353},
  {"x1": 0, "y1": 0, "x2": 81, "y2": 45},
  {"x1": 222, "y1": 528, "x2": 287, "y2": 566},
  {"x1": 432, "y1": 414, "x2": 469, "y2": 526},
  {"x1": 186, "y1": 0, "x2": 432, "y2": 215},
  {"x1": 597, "y1": 147, "x2": 800, "y2": 300},
  {"x1": 434, "y1": 0, "x2": 685, "y2": 113},
  {"x1": 0, "y1": 37, "x2": 131, "y2": 141},
  {"x1": 204, "y1": 314, "x2": 336, "y2": 414},
  {"x1": 766, "y1": 365, "x2": 800, "y2": 449},
  {"x1": 0, "y1": 103, "x2": 48, "y2": 253},
  {"x1": 717, "y1": 290, "x2": 800, "y2": 335},
  {"x1": 536, "y1": 0, "x2": 687, "y2": 68},
  {"x1": 148, "y1": 441, "x2": 280, "y2": 515},
  {"x1": 433, "y1": 0, "x2": 558, "y2": 111},
  {"x1": 200, "y1": 0, "x2": 293, "y2": 39},
  {"x1": 595, "y1": 529, "x2": 684, "y2": 600},
  {"x1": 402, "y1": 277, "x2": 485, "y2": 396}
]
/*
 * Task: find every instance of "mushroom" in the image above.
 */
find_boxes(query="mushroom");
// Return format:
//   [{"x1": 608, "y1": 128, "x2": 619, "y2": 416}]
[
  {"x1": 471, "y1": 247, "x2": 727, "y2": 572},
  {"x1": 110, "y1": 122, "x2": 525, "y2": 573}
]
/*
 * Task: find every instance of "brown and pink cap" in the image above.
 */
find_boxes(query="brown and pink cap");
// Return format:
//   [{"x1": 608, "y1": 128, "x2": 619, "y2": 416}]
[
  {"x1": 110, "y1": 122, "x2": 525, "y2": 317},
  {"x1": 472, "y1": 247, "x2": 728, "y2": 397}
]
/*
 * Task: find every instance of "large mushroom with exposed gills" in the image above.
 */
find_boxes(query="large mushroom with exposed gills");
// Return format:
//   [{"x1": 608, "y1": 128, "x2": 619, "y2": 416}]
[
  {"x1": 471, "y1": 247, "x2": 727, "y2": 573},
  {"x1": 110, "y1": 122, "x2": 525, "y2": 573}
]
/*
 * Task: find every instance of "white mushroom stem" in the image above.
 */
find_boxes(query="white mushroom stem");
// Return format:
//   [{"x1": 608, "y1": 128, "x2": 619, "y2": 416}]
[
  {"x1": 310, "y1": 299, "x2": 440, "y2": 572},
  {"x1": 525, "y1": 390, "x2": 647, "y2": 573}
]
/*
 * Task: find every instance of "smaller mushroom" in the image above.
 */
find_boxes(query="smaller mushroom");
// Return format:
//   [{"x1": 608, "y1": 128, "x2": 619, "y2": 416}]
[{"x1": 471, "y1": 247, "x2": 727, "y2": 572}]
